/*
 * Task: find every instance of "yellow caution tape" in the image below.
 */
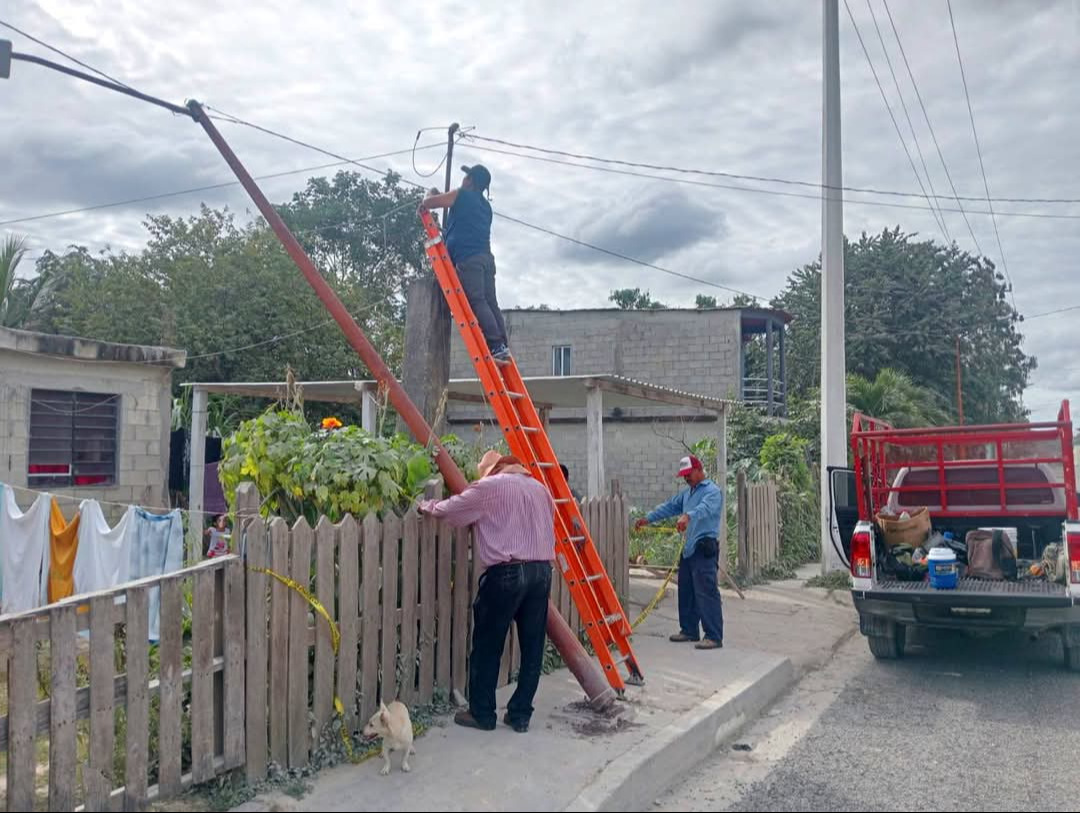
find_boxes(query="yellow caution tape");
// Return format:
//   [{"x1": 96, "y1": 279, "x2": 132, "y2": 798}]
[
  {"x1": 630, "y1": 561, "x2": 679, "y2": 630},
  {"x1": 250, "y1": 565, "x2": 439, "y2": 765},
  {"x1": 250, "y1": 566, "x2": 354, "y2": 758}
]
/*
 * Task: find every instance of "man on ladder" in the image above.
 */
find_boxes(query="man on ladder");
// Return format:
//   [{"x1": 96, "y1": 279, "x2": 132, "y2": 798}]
[{"x1": 418, "y1": 164, "x2": 510, "y2": 360}]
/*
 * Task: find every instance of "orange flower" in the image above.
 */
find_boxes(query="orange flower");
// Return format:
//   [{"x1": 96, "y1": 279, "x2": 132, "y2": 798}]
[{"x1": 321, "y1": 417, "x2": 343, "y2": 430}]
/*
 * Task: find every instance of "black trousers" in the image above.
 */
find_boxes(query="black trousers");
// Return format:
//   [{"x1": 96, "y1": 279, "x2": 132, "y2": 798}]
[
  {"x1": 469, "y1": 561, "x2": 551, "y2": 727},
  {"x1": 457, "y1": 252, "x2": 508, "y2": 349},
  {"x1": 677, "y1": 541, "x2": 725, "y2": 643}
]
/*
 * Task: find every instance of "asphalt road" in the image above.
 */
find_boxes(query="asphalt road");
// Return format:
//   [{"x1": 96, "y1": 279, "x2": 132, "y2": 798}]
[{"x1": 655, "y1": 627, "x2": 1080, "y2": 812}]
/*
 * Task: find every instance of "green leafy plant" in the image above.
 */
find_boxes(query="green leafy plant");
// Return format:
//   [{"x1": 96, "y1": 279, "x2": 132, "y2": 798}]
[{"x1": 218, "y1": 410, "x2": 436, "y2": 523}]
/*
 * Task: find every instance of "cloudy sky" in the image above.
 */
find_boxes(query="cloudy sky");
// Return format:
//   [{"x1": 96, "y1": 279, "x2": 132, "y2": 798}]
[{"x1": 3, "y1": 0, "x2": 1079, "y2": 418}]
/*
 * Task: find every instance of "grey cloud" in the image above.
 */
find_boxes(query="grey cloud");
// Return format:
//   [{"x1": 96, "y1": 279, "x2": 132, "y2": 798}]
[
  {"x1": 559, "y1": 186, "x2": 727, "y2": 265},
  {"x1": 3, "y1": 0, "x2": 1078, "y2": 417}
]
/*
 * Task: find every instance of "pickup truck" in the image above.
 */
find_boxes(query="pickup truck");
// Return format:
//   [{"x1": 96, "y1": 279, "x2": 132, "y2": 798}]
[{"x1": 829, "y1": 401, "x2": 1080, "y2": 669}]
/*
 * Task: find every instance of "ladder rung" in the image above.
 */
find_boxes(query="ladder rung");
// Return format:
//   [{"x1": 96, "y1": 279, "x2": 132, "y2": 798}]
[
  {"x1": 518, "y1": 426, "x2": 540, "y2": 433},
  {"x1": 603, "y1": 613, "x2": 623, "y2": 625},
  {"x1": 611, "y1": 653, "x2": 630, "y2": 666},
  {"x1": 534, "y1": 462, "x2": 555, "y2": 468},
  {"x1": 506, "y1": 391, "x2": 525, "y2": 399},
  {"x1": 554, "y1": 498, "x2": 572, "y2": 504},
  {"x1": 568, "y1": 536, "x2": 586, "y2": 542},
  {"x1": 586, "y1": 573, "x2": 606, "y2": 583}
]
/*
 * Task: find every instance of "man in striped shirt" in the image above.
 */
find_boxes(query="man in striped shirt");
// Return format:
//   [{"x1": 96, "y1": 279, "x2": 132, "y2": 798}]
[{"x1": 418, "y1": 450, "x2": 556, "y2": 733}]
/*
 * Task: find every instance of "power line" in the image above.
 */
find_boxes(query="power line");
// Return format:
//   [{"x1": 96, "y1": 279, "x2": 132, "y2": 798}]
[
  {"x1": 493, "y1": 212, "x2": 764, "y2": 299},
  {"x1": 864, "y1": 0, "x2": 950, "y2": 242},
  {"x1": 1024, "y1": 304, "x2": 1080, "y2": 321},
  {"x1": 947, "y1": 0, "x2": 1014, "y2": 300},
  {"x1": 0, "y1": 18, "x2": 133, "y2": 90},
  {"x1": 205, "y1": 111, "x2": 769, "y2": 299},
  {"x1": 843, "y1": 0, "x2": 949, "y2": 242},
  {"x1": 461, "y1": 134, "x2": 1080, "y2": 207},
  {"x1": 0, "y1": 143, "x2": 447, "y2": 228},
  {"x1": 458, "y1": 140, "x2": 1080, "y2": 221},
  {"x1": 881, "y1": 0, "x2": 984, "y2": 256},
  {"x1": 206, "y1": 105, "x2": 428, "y2": 189}
]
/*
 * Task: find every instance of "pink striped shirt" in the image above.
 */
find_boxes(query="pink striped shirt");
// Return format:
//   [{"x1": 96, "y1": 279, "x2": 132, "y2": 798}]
[{"x1": 419, "y1": 473, "x2": 556, "y2": 568}]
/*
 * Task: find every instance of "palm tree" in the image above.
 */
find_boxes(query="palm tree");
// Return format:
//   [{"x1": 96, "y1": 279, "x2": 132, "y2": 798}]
[
  {"x1": 847, "y1": 368, "x2": 950, "y2": 428},
  {"x1": 0, "y1": 234, "x2": 29, "y2": 327},
  {"x1": 0, "y1": 235, "x2": 66, "y2": 330}
]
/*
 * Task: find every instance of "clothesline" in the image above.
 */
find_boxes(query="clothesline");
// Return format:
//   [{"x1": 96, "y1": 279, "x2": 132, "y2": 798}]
[
  {"x1": 5, "y1": 482, "x2": 263, "y2": 522},
  {"x1": 0, "y1": 481, "x2": 186, "y2": 634}
]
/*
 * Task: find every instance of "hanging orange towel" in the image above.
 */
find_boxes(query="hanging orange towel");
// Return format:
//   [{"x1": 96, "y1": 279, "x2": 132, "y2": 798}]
[{"x1": 49, "y1": 499, "x2": 81, "y2": 603}]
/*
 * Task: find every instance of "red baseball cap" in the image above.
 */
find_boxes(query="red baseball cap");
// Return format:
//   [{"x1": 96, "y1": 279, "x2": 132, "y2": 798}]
[{"x1": 677, "y1": 455, "x2": 703, "y2": 477}]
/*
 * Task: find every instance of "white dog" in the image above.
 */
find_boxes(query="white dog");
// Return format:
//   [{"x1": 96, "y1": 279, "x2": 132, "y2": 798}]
[{"x1": 362, "y1": 700, "x2": 415, "y2": 775}]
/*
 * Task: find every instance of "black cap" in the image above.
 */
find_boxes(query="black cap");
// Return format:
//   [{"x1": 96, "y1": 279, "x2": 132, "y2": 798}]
[{"x1": 461, "y1": 164, "x2": 491, "y2": 192}]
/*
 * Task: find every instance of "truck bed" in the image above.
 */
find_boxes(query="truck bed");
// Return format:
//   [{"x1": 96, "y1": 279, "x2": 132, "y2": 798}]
[{"x1": 858, "y1": 577, "x2": 1072, "y2": 608}]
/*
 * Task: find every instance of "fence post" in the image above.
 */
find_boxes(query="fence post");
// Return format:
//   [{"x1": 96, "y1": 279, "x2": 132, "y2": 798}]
[
  {"x1": 240, "y1": 483, "x2": 269, "y2": 783},
  {"x1": 736, "y1": 470, "x2": 749, "y2": 581}
]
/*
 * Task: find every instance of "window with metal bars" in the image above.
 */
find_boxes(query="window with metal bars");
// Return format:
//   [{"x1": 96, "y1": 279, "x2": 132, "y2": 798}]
[
  {"x1": 27, "y1": 389, "x2": 120, "y2": 487},
  {"x1": 552, "y1": 345, "x2": 572, "y2": 377}
]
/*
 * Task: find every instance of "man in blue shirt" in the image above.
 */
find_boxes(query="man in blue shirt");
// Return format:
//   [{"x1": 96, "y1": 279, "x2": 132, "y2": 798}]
[
  {"x1": 418, "y1": 165, "x2": 509, "y2": 360},
  {"x1": 636, "y1": 455, "x2": 724, "y2": 649}
]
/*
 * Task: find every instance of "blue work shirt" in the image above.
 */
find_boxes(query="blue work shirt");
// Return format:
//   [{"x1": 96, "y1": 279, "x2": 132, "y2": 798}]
[
  {"x1": 647, "y1": 479, "x2": 724, "y2": 558},
  {"x1": 444, "y1": 187, "x2": 492, "y2": 265}
]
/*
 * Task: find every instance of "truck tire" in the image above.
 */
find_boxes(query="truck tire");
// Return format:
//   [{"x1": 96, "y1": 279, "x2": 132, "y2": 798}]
[{"x1": 867, "y1": 626, "x2": 905, "y2": 660}]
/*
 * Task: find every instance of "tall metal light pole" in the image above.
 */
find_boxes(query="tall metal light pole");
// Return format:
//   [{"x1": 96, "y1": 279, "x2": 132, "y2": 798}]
[{"x1": 821, "y1": 0, "x2": 849, "y2": 573}]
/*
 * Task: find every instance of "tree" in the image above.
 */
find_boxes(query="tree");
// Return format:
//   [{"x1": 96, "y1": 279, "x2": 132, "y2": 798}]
[
  {"x1": 695, "y1": 294, "x2": 718, "y2": 309},
  {"x1": 773, "y1": 228, "x2": 1034, "y2": 423},
  {"x1": 278, "y1": 171, "x2": 426, "y2": 317},
  {"x1": 22, "y1": 172, "x2": 427, "y2": 429},
  {"x1": 609, "y1": 288, "x2": 665, "y2": 310},
  {"x1": 846, "y1": 368, "x2": 950, "y2": 428},
  {"x1": 0, "y1": 234, "x2": 29, "y2": 327}
]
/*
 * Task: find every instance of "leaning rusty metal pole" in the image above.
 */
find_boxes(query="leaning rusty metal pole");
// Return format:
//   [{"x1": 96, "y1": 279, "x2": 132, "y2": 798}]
[{"x1": 189, "y1": 101, "x2": 614, "y2": 709}]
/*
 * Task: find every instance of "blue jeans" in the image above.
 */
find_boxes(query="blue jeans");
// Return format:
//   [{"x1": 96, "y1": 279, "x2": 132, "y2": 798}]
[
  {"x1": 469, "y1": 561, "x2": 552, "y2": 728},
  {"x1": 457, "y1": 252, "x2": 507, "y2": 350},
  {"x1": 678, "y1": 542, "x2": 724, "y2": 643}
]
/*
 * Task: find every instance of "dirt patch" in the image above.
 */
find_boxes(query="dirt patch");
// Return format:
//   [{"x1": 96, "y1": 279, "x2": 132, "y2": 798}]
[{"x1": 553, "y1": 699, "x2": 640, "y2": 738}]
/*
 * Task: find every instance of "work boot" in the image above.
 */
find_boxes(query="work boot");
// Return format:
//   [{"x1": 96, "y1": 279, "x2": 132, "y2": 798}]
[
  {"x1": 669, "y1": 633, "x2": 699, "y2": 643},
  {"x1": 695, "y1": 639, "x2": 723, "y2": 650},
  {"x1": 490, "y1": 344, "x2": 511, "y2": 361},
  {"x1": 502, "y1": 712, "x2": 528, "y2": 733},
  {"x1": 454, "y1": 710, "x2": 495, "y2": 731}
]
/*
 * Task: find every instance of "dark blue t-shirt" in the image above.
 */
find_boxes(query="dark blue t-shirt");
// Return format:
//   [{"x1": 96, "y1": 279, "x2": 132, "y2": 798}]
[{"x1": 444, "y1": 188, "x2": 492, "y2": 264}]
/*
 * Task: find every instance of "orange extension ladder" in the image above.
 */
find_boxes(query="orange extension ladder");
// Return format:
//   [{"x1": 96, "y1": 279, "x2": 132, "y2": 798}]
[{"x1": 419, "y1": 209, "x2": 643, "y2": 692}]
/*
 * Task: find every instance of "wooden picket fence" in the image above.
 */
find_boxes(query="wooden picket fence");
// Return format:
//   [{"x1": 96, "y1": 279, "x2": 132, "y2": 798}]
[
  {"x1": 0, "y1": 483, "x2": 629, "y2": 810},
  {"x1": 735, "y1": 472, "x2": 781, "y2": 579},
  {"x1": 0, "y1": 555, "x2": 244, "y2": 811},
  {"x1": 239, "y1": 483, "x2": 631, "y2": 778}
]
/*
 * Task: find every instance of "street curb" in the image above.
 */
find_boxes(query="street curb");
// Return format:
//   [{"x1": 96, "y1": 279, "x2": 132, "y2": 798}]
[{"x1": 563, "y1": 654, "x2": 795, "y2": 813}]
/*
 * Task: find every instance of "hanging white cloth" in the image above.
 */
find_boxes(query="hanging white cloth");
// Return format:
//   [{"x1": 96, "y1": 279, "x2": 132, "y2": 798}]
[
  {"x1": 0, "y1": 486, "x2": 51, "y2": 614},
  {"x1": 73, "y1": 500, "x2": 135, "y2": 597}
]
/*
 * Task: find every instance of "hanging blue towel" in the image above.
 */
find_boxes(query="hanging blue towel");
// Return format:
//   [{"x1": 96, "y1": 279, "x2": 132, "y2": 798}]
[{"x1": 130, "y1": 509, "x2": 184, "y2": 641}]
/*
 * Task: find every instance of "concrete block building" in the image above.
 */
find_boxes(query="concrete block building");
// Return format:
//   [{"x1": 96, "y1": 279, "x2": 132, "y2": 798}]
[
  {"x1": 448, "y1": 307, "x2": 789, "y2": 509},
  {"x1": 0, "y1": 327, "x2": 185, "y2": 515}
]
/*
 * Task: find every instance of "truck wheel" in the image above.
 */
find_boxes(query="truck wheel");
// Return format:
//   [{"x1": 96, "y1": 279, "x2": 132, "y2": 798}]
[{"x1": 867, "y1": 626, "x2": 905, "y2": 660}]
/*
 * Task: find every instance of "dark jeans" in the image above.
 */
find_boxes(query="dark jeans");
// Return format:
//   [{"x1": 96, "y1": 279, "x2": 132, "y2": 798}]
[
  {"x1": 457, "y1": 252, "x2": 507, "y2": 349},
  {"x1": 469, "y1": 561, "x2": 552, "y2": 728},
  {"x1": 678, "y1": 541, "x2": 724, "y2": 644}
]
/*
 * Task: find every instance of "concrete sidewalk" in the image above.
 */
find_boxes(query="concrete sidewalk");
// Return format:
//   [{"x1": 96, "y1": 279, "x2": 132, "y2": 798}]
[{"x1": 234, "y1": 568, "x2": 856, "y2": 813}]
